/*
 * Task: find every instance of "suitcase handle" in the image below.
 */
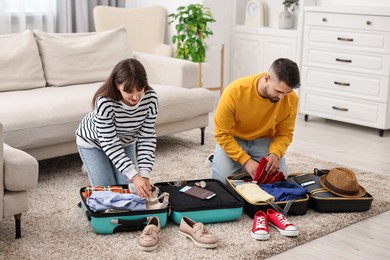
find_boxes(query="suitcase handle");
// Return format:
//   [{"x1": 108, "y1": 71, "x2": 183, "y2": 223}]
[
  {"x1": 268, "y1": 200, "x2": 294, "y2": 216},
  {"x1": 111, "y1": 217, "x2": 147, "y2": 233}
]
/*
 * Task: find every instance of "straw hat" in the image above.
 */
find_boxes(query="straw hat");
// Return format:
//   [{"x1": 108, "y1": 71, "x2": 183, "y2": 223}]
[{"x1": 319, "y1": 167, "x2": 366, "y2": 198}]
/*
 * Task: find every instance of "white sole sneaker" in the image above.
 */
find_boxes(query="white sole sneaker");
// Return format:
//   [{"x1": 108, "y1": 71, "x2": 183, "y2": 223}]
[
  {"x1": 250, "y1": 231, "x2": 270, "y2": 240},
  {"x1": 269, "y1": 222, "x2": 299, "y2": 237},
  {"x1": 204, "y1": 153, "x2": 214, "y2": 168}
]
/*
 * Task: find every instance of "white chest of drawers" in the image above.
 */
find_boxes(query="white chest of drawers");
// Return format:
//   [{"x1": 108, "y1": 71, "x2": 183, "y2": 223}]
[{"x1": 299, "y1": 6, "x2": 390, "y2": 136}]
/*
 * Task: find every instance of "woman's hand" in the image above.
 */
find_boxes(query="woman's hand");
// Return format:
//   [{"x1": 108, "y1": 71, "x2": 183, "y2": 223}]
[{"x1": 131, "y1": 174, "x2": 152, "y2": 199}]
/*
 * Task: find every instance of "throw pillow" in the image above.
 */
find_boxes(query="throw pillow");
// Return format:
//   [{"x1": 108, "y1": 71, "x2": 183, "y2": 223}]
[
  {"x1": 34, "y1": 27, "x2": 132, "y2": 86},
  {"x1": 0, "y1": 30, "x2": 46, "y2": 91}
]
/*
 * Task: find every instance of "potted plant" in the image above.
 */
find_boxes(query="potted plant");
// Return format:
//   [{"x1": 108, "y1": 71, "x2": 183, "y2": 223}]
[
  {"x1": 279, "y1": 0, "x2": 299, "y2": 29},
  {"x1": 168, "y1": 4, "x2": 216, "y2": 87},
  {"x1": 168, "y1": 4, "x2": 215, "y2": 63},
  {"x1": 283, "y1": 0, "x2": 299, "y2": 12}
]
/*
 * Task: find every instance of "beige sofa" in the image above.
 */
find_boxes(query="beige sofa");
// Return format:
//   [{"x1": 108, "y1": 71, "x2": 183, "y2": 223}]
[
  {"x1": 0, "y1": 27, "x2": 215, "y2": 161},
  {"x1": 1, "y1": 122, "x2": 39, "y2": 238}
]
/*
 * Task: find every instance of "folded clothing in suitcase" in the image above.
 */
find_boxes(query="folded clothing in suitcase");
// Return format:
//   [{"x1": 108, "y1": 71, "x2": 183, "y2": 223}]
[
  {"x1": 226, "y1": 173, "x2": 309, "y2": 218},
  {"x1": 79, "y1": 185, "x2": 168, "y2": 234},
  {"x1": 289, "y1": 168, "x2": 373, "y2": 213},
  {"x1": 154, "y1": 179, "x2": 243, "y2": 224}
]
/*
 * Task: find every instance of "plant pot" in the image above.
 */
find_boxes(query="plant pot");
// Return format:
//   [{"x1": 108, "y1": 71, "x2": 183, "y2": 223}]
[{"x1": 278, "y1": 7, "x2": 293, "y2": 29}]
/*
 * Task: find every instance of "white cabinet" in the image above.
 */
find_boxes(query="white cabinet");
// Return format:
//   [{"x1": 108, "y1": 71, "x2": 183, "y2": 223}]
[
  {"x1": 231, "y1": 26, "x2": 298, "y2": 80},
  {"x1": 300, "y1": 6, "x2": 390, "y2": 136}
]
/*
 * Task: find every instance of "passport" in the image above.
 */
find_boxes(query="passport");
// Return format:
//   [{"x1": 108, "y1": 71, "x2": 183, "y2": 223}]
[{"x1": 179, "y1": 185, "x2": 216, "y2": 200}]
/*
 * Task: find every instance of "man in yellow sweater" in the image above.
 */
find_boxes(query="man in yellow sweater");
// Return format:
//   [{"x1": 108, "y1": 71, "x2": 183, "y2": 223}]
[{"x1": 212, "y1": 58, "x2": 300, "y2": 184}]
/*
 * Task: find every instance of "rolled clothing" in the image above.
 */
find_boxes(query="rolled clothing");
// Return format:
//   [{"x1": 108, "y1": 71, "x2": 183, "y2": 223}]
[{"x1": 86, "y1": 190, "x2": 147, "y2": 212}]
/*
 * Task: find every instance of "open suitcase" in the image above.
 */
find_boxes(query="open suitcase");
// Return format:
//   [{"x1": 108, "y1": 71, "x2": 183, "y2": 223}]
[
  {"x1": 154, "y1": 178, "x2": 243, "y2": 224},
  {"x1": 226, "y1": 173, "x2": 310, "y2": 218},
  {"x1": 289, "y1": 168, "x2": 373, "y2": 212},
  {"x1": 79, "y1": 185, "x2": 168, "y2": 234}
]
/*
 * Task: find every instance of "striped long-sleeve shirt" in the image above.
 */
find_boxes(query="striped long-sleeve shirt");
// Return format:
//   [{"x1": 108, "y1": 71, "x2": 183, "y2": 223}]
[{"x1": 76, "y1": 89, "x2": 158, "y2": 180}]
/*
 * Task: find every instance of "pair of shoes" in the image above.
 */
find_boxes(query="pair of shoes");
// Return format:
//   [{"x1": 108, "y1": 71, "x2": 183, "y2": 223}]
[
  {"x1": 251, "y1": 209, "x2": 298, "y2": 240},
  {"x1": 138, "y1": 216, "x2": 161, "y2": 251},
  {"x1": 146, "y1": 192, "x2": 170, "y2": 210},
  {"x1": 179, "y1": 216, "x2": 218, "y2": 248},
  {"x1": 204, "y1": 153, "x2": 214, "y2": 168}
]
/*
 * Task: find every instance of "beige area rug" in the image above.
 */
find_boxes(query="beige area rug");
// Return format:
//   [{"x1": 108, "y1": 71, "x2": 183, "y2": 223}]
[{"x1": 1, "y1": 129, "x2": 390, "y2": 260}]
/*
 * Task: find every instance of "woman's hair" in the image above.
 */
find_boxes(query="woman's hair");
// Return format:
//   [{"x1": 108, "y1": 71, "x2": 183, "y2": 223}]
[
  {"x1": 269, "y1": 58, "x2": 301, "y2": 89},
  {"x1": 92, "y1": 58, "x2": 152, "y2": 107}
]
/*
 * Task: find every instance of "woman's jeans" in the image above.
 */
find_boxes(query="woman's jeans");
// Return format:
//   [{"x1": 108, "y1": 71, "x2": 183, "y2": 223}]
[
  {"x1": 211, "y1": 137, "x2": 287, "y2": 184},
  {"x1": 78, "y1": 144, "x2": 136, "y2": 186}
]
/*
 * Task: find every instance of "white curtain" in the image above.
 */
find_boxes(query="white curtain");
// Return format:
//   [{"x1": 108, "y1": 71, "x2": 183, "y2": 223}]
[
  {"x1": 56, "y1": 0, "x2": 126, "y2": 33},
  {"x1": 0, "y1": 0, "x2": 56, "y2": 34},
  {"x1": 0, "y1": 0, "x2": 125, "y2": 34}
]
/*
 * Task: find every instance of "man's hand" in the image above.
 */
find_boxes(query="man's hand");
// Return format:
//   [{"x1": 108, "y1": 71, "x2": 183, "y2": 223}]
[
  {"x1": 243, "y1": 158, "x2": 259, "y2": 179},
  {"x1": 131, "y1": 174, "x2": 152, "y2": 199},
  {"x1": 265, "y1": 153, "x2": 280, "y2": 175}
]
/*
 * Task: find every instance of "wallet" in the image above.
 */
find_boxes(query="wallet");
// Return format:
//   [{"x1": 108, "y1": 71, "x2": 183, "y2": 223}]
[{"x1": 253, "y1": 157, "x2": 285, "y2": 184}]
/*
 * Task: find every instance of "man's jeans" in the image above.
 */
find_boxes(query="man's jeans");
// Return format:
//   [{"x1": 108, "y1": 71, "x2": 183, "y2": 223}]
[
  {"x1": 211, "y1": 137, "x2": 287, "y2": 184},
  {"x1": 78, "y1": 144, "x2": 136, "y2": 186}
]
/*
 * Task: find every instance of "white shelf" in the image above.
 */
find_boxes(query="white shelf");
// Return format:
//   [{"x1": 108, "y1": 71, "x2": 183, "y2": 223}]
[{"x1": 233, "y1": 25, "x2": 298, "y2": 37}]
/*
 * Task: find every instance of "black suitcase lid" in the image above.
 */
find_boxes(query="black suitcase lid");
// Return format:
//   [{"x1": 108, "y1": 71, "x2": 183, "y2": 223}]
[{"x1": 155, "y1": 178, "x2": 243, "y2": 212}]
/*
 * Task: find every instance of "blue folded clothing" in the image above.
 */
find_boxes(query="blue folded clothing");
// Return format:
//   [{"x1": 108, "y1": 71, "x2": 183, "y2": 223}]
[
  {"x1": 86, "y1": 190, "x2": 147, "y2": 212},
  {"x1": 260, "y1": 181, "x2": 307, "y2": 202}
]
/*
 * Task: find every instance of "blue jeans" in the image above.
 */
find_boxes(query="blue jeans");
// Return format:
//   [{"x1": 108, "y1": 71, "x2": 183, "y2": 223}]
[
  {"x1": 211, "y1": 137, "x2": 287, "y2": 184},
  {"x1": 78, "y1": 144, "x2": 137, "y2": 186}
]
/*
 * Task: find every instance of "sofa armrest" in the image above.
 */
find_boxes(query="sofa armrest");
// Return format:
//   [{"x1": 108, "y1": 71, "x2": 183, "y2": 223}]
[
  {"x1": 133, "y1": 51, "x2": 198, "y2": 89},
  {"x1": 3, "y1": 144, "x2": 38, "y2": 191}
]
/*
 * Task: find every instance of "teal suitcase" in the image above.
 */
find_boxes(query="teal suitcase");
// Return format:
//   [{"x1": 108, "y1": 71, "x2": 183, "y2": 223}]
[
  {"x1": 155, "y1": 179, "x2": 243, "y2": 224},
  {"x1": 79, "y1": 186, "x2": 168, "y2": 235}
]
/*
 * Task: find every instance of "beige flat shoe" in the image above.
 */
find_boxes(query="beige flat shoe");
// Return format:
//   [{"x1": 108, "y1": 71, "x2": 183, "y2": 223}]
[
  {"x1": 178, "y1": 216, "x2": 217, "y2": 248},
  {"x1": 138, "y1": 216, "x2": 161, "y2": 251},
  {"x1": 146, "y1": 192, "x2": 170, "y2": 210}
]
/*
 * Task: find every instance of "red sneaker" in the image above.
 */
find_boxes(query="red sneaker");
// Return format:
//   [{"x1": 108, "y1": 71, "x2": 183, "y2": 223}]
[
  {"x1": 266, "y1": 209, "x2": 299, "y2": 237},
  {"x1": 251, "y1": 210, "x2": 270, "y2": 240}
]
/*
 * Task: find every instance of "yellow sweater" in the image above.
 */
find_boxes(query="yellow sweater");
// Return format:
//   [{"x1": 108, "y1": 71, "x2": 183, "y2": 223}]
[{"x1": 214, "y1": 73, "x2": 298, "y2": 165}]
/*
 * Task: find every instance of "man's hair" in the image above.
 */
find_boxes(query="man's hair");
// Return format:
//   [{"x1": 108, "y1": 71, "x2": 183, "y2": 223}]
[{"x1": 269, "y1": 58, "x2": 300, "y2": 89}]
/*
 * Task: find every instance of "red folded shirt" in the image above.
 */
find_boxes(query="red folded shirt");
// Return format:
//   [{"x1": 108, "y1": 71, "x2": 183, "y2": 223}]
[{"x1": 253, "y1": 157, "x2": 285, "y2": 184}]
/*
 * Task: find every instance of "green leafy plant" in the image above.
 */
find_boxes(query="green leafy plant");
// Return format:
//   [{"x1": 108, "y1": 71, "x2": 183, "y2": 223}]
[
  {"x1": 168, "y1": 4, "x2": 215, "y2": 63},
  {"x1": 283, "y1": 0, "x2": 299, "y2": 12}
]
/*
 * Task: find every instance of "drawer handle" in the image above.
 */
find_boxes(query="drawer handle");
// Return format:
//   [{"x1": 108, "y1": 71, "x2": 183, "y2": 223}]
[
  {"x1": 366, "y1": 20, "x2": 372, "y2": 25},
  {"x1": 332, "y1": 106, "x2": 348, "y2": 112},
  {"x1": 334, "y1": 81, "x2": 350, "y2": 86},
  {"x1": 322, "y1": 17, "x2": 327, "y2": 22},
  {"x1": 336, "y1": 58, "x2": 352, "y2": 63},
  {"x1": 337, "y1": 37, "x2": 353, "y2": 42}
]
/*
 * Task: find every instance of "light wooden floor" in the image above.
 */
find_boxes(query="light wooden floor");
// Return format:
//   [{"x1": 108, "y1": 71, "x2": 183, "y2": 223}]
[{"x1": 206, "y1": 102, "x2": 390, "y2": 259}]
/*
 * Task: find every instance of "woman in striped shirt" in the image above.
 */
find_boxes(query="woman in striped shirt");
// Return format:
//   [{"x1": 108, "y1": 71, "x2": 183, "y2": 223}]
[{"x1": 76, "y1": 58, "x2": 158, "y2": 198}]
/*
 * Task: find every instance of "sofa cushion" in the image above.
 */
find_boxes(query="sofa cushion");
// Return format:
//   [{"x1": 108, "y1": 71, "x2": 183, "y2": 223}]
[
  {"x1": 3, "y1": 144, "x2": 38, "y2": 191},
  {"x1": 34, "y1": 27, "x2": 132, "y2": 86},
  {"x1": 0, "y1": 83, "x2": 102, "y2": 150},
  {"x1": 0, "y1": 30, "x2": 46, "y2": 92},
  {"x1": 152, "y1": 84, "x2": 215, "y2": 124}
]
